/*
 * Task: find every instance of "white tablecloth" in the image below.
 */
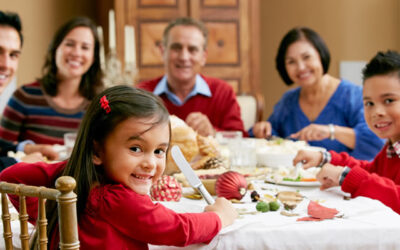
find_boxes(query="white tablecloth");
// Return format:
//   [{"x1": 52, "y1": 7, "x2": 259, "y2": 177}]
[
  {"x1": 150, "y1": 181, "x2": 400, "y2": 250},
  {"x1": 2, "y1": 181, "x2": 399, "y2": 250}
]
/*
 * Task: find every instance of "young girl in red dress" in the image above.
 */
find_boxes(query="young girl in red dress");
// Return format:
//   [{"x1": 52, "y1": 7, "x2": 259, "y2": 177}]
[{"x1": 0, "y1": 85, "x2": 237, "y2": 249}]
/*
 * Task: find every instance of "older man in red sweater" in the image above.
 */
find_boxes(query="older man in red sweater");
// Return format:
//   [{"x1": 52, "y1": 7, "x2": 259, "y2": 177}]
[{"x1": 137, "y1": 17, "x2": 245, "y2": 137}]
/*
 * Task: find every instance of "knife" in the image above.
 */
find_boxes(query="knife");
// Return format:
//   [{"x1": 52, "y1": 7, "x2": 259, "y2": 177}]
[{"x1": 171, "y1": 145, "x2": 215, "y2": 204}]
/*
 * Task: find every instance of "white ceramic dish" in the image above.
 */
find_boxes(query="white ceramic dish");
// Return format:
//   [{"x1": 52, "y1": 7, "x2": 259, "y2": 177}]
[{"x1": 256, "y1": 142, "x2": 326, "y2": 168}]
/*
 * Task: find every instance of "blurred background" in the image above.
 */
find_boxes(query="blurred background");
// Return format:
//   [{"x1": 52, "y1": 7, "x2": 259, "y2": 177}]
[{"x1": 1, "y1": 0, "x2": 399, "y2": 118}]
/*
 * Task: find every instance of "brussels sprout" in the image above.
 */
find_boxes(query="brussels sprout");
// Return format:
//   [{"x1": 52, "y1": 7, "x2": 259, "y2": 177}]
[
  {"x1": 269, "y1": 201, "x2": 280, "y2": 211},
  {"x1": 256, "y1": 201, "x2": 270, "y2": 212}
]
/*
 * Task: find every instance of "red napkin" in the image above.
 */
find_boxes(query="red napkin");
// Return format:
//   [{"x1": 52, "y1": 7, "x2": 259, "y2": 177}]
[{"x1": 297, "y1": 200, "x2": 339, "y2": 221}]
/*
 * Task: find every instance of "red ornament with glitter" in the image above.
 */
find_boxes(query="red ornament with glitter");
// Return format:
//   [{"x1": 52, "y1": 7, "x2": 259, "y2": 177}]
[{"x1": 150, "y1": 175, "x2": 182, "y2": 202}]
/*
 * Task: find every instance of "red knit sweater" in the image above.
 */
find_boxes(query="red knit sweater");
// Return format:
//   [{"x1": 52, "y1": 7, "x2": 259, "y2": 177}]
[
  {"x1": 330, "y1": 144, "x2": 400, "y2": 213},
  {"x1": 137, "y1": 75, "x2": 246, "y2": 135}
]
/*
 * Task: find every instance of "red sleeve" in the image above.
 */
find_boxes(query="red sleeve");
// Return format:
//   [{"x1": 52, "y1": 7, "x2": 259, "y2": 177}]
[
  {"x1": 330, "y1": 145, "x2": 400, "y2": 213},
  {"x1": 329, "y1": 150, "x2": 376, "y2": 172},
  {"x1": 97, "y1": 185, "x2": 221, "y2": 246},
  {"x1": 215, "y1": 84, "x2": 246, "y2": 135},
  {"x1": 204, "y1": 76, "x2": 246, "y2": 136},
  {"x1": 341, "y1": 165, "x2": 400, "y2": 214},
  {"x1": 0, "y1": 161, "x2": 66, "y2": 224}
]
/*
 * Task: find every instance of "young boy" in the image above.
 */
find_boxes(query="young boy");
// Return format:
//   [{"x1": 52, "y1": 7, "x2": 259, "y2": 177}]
[{"x1": 293, "y1": 50, "x2": 400, "y2": 214}]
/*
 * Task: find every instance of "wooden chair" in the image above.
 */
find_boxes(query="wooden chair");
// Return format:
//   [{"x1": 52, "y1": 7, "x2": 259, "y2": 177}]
[
  {"x1": 0, "y1": 176, "x2": 79, "y2": 250},
  {"x1": 236, "y1": 92, "x2": 264, "y2": 131}
]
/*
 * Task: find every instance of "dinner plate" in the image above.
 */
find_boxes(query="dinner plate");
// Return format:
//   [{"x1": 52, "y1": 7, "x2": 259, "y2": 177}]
[{"x1": 265, "y1": 177, "x2": 321, "y2": 187}]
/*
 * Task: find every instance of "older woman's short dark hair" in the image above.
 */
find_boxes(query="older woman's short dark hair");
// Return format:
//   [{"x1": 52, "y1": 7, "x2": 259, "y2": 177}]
[{"x1": 275, "y1": 27, "x2": 330, "y2": 86}]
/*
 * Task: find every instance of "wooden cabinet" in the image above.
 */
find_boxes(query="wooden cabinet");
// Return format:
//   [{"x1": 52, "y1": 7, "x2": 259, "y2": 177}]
[{"x1": 96, "y1": 0, "x2": 260, "y2": 93}]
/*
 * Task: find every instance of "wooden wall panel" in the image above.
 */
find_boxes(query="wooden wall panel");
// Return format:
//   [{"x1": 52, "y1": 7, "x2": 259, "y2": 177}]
[
  {"x1": 99, "y1": 0, "x2": 260, "y2": 93},
  {"x1": 202, "y1": 0, "x2": 237, "y2": 7},
  {"x1": 205, "y1": 21, "x2": 239, "y2": 65},
  {"x1": 139, "y1": 0, "x2": 177, "y2": 6},
  {"x1": 139, "y1": 22, "x2": 167, "y2": 66}
]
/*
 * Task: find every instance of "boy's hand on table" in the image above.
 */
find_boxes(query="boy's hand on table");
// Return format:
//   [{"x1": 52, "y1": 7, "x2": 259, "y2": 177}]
[{"x1": 316, "y1": 163, "x2": 345, "y2": 190}]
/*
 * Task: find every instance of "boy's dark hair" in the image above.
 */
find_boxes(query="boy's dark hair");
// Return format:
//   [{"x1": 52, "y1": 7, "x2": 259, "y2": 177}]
[
  {"x1": 0, "y1": 10, "x2": 23, "y2": 46},
  {"x1": 275, "y1": 26, "x2": 330, "y2": 86},
  {"x1": 40, "y1": 16, "x2": 103, "y2": 99},
  {"x1": 162, "y1": 17, "x2": 208, "y2": 49},
  {"x1": 32, "y1": 85, "x2": 170, "y2": 249},
  {"x1": 362, "y1": 50, "x2": 400, "y2": 82}
]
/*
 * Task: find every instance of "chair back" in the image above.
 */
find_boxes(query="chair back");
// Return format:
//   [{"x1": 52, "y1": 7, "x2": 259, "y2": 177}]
[
  {"x1": 236, "y1": 93, "x2": 264, "y2": 131},
  {"x1": 0, "y1": 176, "x2": 79, "y2": 250}
]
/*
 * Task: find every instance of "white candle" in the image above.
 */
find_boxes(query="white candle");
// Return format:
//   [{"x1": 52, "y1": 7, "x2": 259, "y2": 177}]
[
  {"x1": 131, "y1": 26, "x2": 136, "y2": 67},
  {"x1": 124, "y1": 26, "x2": 137, "y2": 66},
  {"x1": 108, "y1": 9, "x2": 116, "y2": 49},
  {"x1": 124, "y1": 26, "x2": 130, "y2": 64},
  {"x1": 97, "y1": 26, "x2": 106, "y2": 70}
]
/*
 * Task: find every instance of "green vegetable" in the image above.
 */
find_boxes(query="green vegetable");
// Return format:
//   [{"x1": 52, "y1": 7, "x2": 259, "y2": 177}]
[
  {"x1": 256, "y1": 201, "x2": 270, "y2": 212},
  {"x1": 269, "y1": 201, "x2": 280, "y2": 211},
  {"x1": 275, "y1": 138, "x2": 284, "y2": 145},
  {"x1": 283, "y1": 175, "x2": 302, "y2": 182}
]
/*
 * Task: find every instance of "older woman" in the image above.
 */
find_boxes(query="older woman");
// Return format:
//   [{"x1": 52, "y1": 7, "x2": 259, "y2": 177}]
[
  {"x1": 250, "y1": 27, "x2": 383, "y2": 160},
  {"x1": 0, "y1": 16, "x2": 103, "y2": 145}
]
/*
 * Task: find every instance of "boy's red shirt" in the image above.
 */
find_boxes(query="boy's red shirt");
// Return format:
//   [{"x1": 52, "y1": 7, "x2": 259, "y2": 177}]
[{"x1": 330, "y1": 144, "x2": 400, "y2": 213}]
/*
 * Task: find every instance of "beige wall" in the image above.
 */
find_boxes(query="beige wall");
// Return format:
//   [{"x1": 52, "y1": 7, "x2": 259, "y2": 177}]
[
  {"x1": 0, "y1": 0, "x2": 95, "y2": 85},
  {"x1": 2, "y1": 0, "x2": 400, "y2": 119},
  {"x1": 260, "y1": 0, "x2": 400, "y2": 118}
]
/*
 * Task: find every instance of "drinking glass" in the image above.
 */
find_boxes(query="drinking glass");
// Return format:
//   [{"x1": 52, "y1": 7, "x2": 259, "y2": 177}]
[{"x1": 64, "y1": 132, "x2": 77, "y2": 157}]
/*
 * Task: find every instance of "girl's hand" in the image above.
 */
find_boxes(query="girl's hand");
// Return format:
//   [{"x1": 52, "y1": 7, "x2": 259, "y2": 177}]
[
  {"x1": 204, "y1": 197, "x2": 238, "y2": 228},
  {"x1": 290, "y1": 124, "x2": 330, "y2": 141},
  {"x1": 252, "y1": 121, "x2": 272, "y2": 138},
  {"x1": 316, "y1": 163, "x2": 345, "y2": 190},
  {"x1": 293, "y1": 150, "x2": 323, "y2": 169}
]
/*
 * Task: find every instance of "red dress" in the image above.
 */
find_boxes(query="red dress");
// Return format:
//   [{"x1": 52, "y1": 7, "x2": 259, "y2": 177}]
[
  {"x1": 0, "y1": 161, "x2": 221, "y2": 249},
  {"x1": 330, "y1": 144, "x2": 400, "y2": 213}
]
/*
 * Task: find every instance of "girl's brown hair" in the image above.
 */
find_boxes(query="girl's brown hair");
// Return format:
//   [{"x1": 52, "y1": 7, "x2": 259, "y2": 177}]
[{"x1": 31, "y1": 85, "x2": 170, "y2": 249}]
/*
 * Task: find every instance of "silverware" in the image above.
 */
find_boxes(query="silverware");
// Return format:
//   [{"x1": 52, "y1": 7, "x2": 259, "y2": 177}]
[{"x1": 171, "y1": 145, "x2": 215, "y2": 205}]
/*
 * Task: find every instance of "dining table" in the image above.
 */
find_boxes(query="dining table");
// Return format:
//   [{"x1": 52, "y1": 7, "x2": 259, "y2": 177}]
[
  {"x1": 149, "y1": 180, "x2": 400, "y2": 250},
  {"x1": 1, "y1": 178, "x2": 399, "y2": 250},
  {"x1": 1, "y1": 138, "x2": 400, "y2": 250}
]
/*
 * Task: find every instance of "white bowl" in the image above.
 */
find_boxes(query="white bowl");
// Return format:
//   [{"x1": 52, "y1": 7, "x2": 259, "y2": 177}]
[
  {"x1": 256, "y1": 151, "x2": 296, "y2": 168},
  {"x1": 255, "y1": 140, "x2": 326, "y2": 168}
]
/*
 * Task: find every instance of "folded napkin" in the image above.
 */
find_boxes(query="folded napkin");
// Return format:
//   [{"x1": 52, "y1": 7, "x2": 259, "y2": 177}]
[{"x1": 297, "y1": 200, "x2": 339, "y2": 221}]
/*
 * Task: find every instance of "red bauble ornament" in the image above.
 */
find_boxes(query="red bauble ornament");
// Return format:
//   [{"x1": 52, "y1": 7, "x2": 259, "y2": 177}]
[{"x1": 215, "y1": 171, "x2": 247, "y2": 200}]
